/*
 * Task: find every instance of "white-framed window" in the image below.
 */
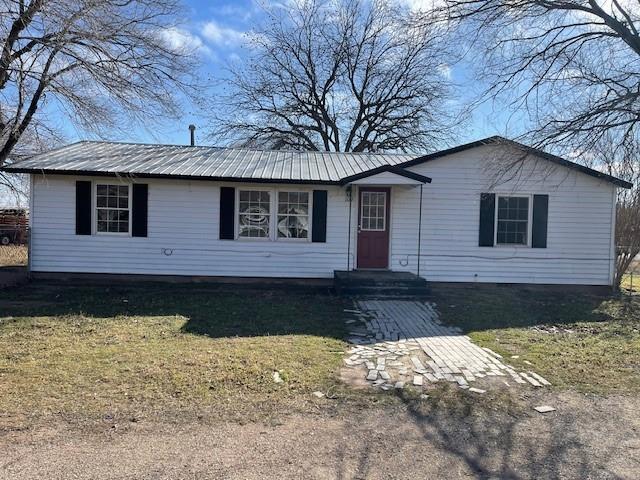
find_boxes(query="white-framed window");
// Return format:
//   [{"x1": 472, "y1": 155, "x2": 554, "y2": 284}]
[
  {"x1": 277, "y1": 191, "x2": 310, "y2": 239},
  {"x1": 495, "y1": 195, "x2": 530, "y2": 246},
  {"x1": 238, "y1": 190, "x2": 271, "y2": 238},
  {"x1": 95, "y1": 183, "x2": 131, "y2": 234},
  {"x1": 236, "y1": 188, "x2": 312, "y2": 241},
  {"x1": 360, "y1": 191, "x2": 386, "y2": 231}
]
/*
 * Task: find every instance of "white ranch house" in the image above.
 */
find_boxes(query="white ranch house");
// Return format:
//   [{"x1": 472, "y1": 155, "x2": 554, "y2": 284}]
[{"x1": 3, "y1": 136, "x2": 631, "y2": 286}]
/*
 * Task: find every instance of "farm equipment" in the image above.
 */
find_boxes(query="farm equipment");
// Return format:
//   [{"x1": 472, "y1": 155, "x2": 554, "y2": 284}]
[{"x1": 0, "y1": 208, "x2": 28, "y2": 245}]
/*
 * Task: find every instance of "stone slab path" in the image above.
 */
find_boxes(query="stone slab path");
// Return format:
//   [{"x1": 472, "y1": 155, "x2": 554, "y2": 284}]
[{"x1": 344, "y1": 300, "x2": 551, "y2": 391}]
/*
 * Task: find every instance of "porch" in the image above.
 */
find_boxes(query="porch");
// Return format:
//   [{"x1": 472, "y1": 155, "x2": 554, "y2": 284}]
[{"x1": 344, "y1": 165, "x2": 430, "y2": 274}]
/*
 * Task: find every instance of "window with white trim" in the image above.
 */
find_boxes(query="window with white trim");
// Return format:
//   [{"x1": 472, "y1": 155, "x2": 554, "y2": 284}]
[
  {"x1": 496, "y1": 196, "x2": 529, "y2": 245},
  {"x1": 236, "y1": 189, "x2": 312, "y2": 240},
  {"x1": 96, "y1": 184, "x2": 130, "y2": 233},
  {"x1": 277, "y1": 191, "x2": 309, "y2": 239},
  {"x1": 238, "y1": 190, "x2": 271, "y2": 238}
]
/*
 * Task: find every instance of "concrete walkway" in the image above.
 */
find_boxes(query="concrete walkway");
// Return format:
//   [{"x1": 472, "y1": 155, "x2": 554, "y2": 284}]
[{"x1": 344, "y1": 300, "x2": 550, "y2": 391}]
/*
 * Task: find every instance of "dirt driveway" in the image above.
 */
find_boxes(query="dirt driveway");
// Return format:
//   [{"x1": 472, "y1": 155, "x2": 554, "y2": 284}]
[{"x1": 1, "y1": 391, "x2": 638, "y2": 480}]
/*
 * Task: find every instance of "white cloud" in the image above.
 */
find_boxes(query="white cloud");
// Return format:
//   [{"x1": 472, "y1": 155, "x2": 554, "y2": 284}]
[
  {"x1": 217, "y1": 3, "x2": 259, "y2": 22},
  {"x1": 201, "y1": 20, "x2": 248, "y2": 47},
  {"x1": 438, "y1": 63, "x2": 452, "y2": 79},
  {"x1": 396, "y1": 0, "x2": 447, "y2": 12},
  {"x1": 160, "y1": 27, "x2": 211, "y2": 56}
]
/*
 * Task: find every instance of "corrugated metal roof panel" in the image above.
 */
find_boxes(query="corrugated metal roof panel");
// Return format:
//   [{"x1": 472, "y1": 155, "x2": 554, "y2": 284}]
[
  {"x1": 4, "y1": 136, "x2": 632, "y2": 188},
  {"x1": 5, "y1": 141, "x2": 415, "y2": 183}
]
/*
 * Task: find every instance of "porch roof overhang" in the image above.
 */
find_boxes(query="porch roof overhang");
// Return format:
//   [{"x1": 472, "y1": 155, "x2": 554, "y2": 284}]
[{"x1": 340, "y1": 165, "x2": 431, "y2": 186}]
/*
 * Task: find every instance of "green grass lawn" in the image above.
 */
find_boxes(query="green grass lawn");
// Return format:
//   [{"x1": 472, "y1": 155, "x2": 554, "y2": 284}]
[
  {"x1": 0, "y1": 283, "x2": 348, "y2": 419},
  {"x1": 2, "y1": 280, "x2": 639, "y2": 423},
  {"x1": 432, "y1": 285, "x2": 640, "y2": 394}
]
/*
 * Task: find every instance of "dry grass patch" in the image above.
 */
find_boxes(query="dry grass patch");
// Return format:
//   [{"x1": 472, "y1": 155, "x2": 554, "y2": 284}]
[
  {"x1": 620, "y1": 273, "x2": 640, "y2": 293},
  {"x1": 0, "y1": 245, "x2": 27, "y2": 266},
  {"x1": 0, "y1": 283, "x2": 348, "y2": 419}
]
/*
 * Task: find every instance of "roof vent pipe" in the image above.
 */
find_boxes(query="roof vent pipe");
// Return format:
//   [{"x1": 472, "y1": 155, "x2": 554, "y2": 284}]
[{"x1": 188, "y1": 124, "x2": 196, "y2": 146}]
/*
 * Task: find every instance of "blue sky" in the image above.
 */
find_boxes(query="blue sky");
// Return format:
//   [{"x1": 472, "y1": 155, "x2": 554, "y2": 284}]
[{"x1": 61, "y1": 0, "x2": 520, "y2": 148}]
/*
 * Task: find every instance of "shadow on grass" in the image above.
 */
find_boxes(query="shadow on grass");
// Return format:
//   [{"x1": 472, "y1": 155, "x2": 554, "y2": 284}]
[
  {"x1": 1, "y1": 281, "x2": 632, "y2": 340},
  {"x1": 0, "y1": 281, "x2": 347, "y2": 340},
  {"x1": 337, "y1": 389, "x2": 628, "y2": 480},
  {"x1": 430, "y1": 283, "x2": 626, "y2": 333}
]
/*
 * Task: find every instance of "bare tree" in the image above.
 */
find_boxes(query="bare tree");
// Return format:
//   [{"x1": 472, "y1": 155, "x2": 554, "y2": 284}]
[
  {"x1": 615, "y1": 199, "x2": 640, "y2": 288},
  {"x1": 435, "y1": 0, "x2": 640, "y2": 156},
  {"x1": 590, "y1": 134, "x2": 640, "y2": 287},
  {"x1": 0, "y1": 171, "x2": 28, "y2": 206},
  {"x1": 209, "y1": 0, "x2": 463, "y2": 152},
  {"x1": 0, "y1": 119, "x2": 62, "y2": 206},
  {"x1": 0, "y1": 0, "x2": 200, "y2": 167}
]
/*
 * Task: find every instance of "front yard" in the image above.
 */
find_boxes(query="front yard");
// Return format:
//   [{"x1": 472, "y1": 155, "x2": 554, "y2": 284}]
[
  {"x1": 2, "y1": 281, "x2": 640, "y2": 478},
  {"x1": 0, "y1": 283, "x2": 349, "y2": 420},
  {"x1": 1, "y1": 281, "x2": 639, "y2": 423}
]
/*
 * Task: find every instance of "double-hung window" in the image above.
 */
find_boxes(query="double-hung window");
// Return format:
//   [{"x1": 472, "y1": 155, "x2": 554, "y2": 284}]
[
  {"x1": 238, "y1": 190, "x2": 271, "y2": 238},
  {"x1": 277, "y1": 192, "x2": 309, "y2": 239},
  {"x1": 496, "y1": 196, "x2": 529, "y2": 245},
  {"x1": 96, "y1": 184, "x2": 131, "y2": 234},
  {"x1": 237, "y1": 189, "x2": 310, "y2": 240}
]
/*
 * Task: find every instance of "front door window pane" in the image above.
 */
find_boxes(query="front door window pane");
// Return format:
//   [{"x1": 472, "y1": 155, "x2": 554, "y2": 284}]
[{"x1": 361, "y1": 192, "x2": 386, "y2": 231}]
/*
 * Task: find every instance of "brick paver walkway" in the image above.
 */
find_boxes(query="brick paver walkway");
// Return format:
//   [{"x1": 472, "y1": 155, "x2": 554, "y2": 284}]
[{"x1": 344, "y1": 300, "x2": 550, "y2": 391}]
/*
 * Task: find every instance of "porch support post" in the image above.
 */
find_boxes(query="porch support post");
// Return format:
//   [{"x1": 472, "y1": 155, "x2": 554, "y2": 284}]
[
  {"x1": 417, "y1": 184, "x2": 423, "y2": 277},
  {"x1": 346, "y1": 185, "x2": 353, "y2": 271}
]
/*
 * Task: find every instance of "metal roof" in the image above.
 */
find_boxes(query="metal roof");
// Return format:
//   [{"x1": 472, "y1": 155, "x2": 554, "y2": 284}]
[
  {"x1": 2, "y1": 136, "x2": 631, "y2": 188},
  {"x1": 3, "y1": 141, "x2": 415, "y2": 185}
]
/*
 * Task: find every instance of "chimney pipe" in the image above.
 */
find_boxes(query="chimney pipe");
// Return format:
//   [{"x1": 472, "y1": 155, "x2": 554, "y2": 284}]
[{"x1": 188, "y1": 124, "x2": 196, "y2": 146}]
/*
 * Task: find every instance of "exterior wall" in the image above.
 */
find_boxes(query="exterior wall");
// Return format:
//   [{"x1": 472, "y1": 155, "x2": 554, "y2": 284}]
[
  {"x1": 30, "y1": 175, "x2": 352, "y2": 278},
  {"x1": 388, "y1": 145, "x2": 617, "y2": 285},
  {"x1": 29, "y1": 143, "x2": 619, "y2": 285}
]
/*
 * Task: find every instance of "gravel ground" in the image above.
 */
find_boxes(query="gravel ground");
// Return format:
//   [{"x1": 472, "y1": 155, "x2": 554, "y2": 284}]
[{"x1": 1, "y1": 391, "x2": 638, "y2": 480}]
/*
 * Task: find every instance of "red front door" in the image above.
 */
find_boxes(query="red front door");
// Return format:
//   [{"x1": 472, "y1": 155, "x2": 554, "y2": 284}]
[{"x1": 357, "y1": 188, "x2": 390, "y2": 269}]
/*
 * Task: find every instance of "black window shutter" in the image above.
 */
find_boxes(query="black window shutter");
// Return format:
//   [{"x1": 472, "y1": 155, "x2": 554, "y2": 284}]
[
  {"x1": 219, "y1": 187, "x2": 235, "y2": 240},
  {"x1": 532, "y1": 194, "x2": 549, "y2": 248},
  {"x1": 132, "y1": 184, "x2": 148, "y2": 237},
  {"x1": 312, "y1": 190, "x2": 327, "y2": 243},
  {"x1": 478, "y1": 193, "x2": 496, "y2": 247},
  {"x1": 75, "y1": 181, "x2": 92, "y2": 235}
]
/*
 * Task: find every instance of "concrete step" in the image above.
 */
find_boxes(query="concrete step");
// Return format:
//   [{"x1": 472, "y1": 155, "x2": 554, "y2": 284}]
[
  {"x1": 335, "y1": 270, "x2": 425, "y2": 283},
  {"x1": 334, "y1": 270, "x2": 429, "y2": 298},
  {"x1": 336, "y1": 278, "x2": 427, "y2": 288},
  {"x1": 337, "y1": 285, "x2": 430, "y2": 295}
]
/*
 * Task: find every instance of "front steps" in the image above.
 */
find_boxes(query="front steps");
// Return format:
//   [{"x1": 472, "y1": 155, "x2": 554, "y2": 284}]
[{"x1": 334, "y1": 270, "x2": 429, "y2": 297}]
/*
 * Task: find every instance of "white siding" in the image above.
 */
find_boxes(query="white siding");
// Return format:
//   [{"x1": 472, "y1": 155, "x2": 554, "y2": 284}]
[
  {"x1": 30, "y1": 176, "x2": 352, "y2": 278},
  {"x1": 388, "y1": 145, "x2": 617, "y2": 285}
]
